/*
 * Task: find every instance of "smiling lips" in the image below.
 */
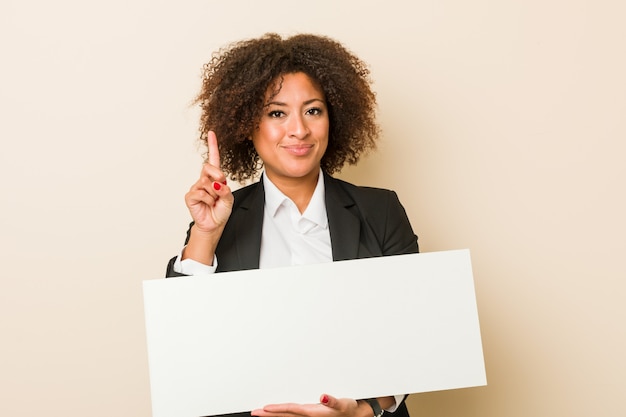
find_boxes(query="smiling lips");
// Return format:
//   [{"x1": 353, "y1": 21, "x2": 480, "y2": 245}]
[{"x1": 282, "y1": 144, "x2": 314, "y2": 156}]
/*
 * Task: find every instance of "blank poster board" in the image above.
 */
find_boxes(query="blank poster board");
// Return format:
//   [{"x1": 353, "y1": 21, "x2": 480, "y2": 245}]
[{"x1": 143, "y1": 249, "x2": 486, "y2": 417}]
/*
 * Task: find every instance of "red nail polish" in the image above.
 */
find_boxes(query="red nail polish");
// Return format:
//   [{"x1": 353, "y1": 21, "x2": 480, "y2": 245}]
[
  {"x1": 221, "y1": 180, "x2": 227, "y2": 185},
  {"x1": 321, "y1": 395, "x2": 329, "y2": 404},
  {"x1": 213, "y1": 182, "x2": 221, "y2": 191}
]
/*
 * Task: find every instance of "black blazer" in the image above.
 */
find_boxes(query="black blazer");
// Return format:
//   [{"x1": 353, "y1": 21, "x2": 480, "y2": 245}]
[
  {"x1": 166, "y1": 172, "x2": 418, "y2": 417},
  {"x1": 167, "y1": 173, "x2": 418, "y2": 274}
]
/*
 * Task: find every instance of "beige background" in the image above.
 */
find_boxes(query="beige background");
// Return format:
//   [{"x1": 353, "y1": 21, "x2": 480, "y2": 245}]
[{"x1": 1, "y1": 1, "x2": 624, "y2": 416}]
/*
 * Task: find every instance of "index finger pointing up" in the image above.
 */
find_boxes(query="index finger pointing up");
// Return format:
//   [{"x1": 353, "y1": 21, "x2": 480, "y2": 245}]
[{"x1": 207, "y1": 130, "x2": 221, "y2": 168}]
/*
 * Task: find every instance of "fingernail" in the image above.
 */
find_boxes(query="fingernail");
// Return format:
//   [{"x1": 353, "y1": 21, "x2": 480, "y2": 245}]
[
  {"x1": 321, "y1": 395, "x2": 329, "y2": 404},
  {"x1": 213, "y1": 182, "x2": 221, "y2": 191},
  {"x1": 221, "y1": 180, "x2": 227, "y2": 185}
]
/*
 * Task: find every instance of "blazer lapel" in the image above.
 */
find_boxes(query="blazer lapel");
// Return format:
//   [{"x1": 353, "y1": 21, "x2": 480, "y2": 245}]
[
  {"x1": 233, "y1": 181, "x2": 265, "y2": 270},
  {"x1": 324, "y1": 173, "x2": 361, "y2": 261}
]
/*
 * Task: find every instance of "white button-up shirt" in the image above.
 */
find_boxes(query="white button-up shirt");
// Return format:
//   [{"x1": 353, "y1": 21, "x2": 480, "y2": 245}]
[{"x1": 259, "y1": 170, "x2": 332, "y2": 269}]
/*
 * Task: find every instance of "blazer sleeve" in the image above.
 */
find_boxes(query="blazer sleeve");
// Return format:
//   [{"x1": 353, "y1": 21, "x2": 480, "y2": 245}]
[
  {"x1": 165, "y1": 222, "x2": 195, "y2": 277},
  {"x1": 380, "y1": 190, "x2": 419, "y2": 256}
]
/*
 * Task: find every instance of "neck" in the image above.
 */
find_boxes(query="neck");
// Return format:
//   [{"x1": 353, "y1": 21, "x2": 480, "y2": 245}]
[{"x1": 266, "y1": 170, "x2": 320, "y2": 214}]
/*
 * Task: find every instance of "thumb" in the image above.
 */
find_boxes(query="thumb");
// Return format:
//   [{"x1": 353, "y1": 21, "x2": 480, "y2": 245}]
[
  {"x1": 213, "y1": 181, "x2": 233, "y2": 202},
  {"x1": 210, "y1": 181, "x2": 233, "y2": 207},
  {"x1": 320, "y1": 394, "x2": 339, "y2": 409},
  {"x1": 210, "y1": 181, "x2": 234, "y2": 223}
]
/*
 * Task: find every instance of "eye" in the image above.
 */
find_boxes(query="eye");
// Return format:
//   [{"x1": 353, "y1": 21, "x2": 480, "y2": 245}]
[
  {"x1": 268, "y1": 110, "x2": 285, "y2": 118},
  {"x1": 306, "y1": 107, "x2": 323, "y2": 116}
]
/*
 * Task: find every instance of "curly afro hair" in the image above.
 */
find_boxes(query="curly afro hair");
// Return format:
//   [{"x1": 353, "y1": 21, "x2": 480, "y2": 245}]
[{"x1": 194, "y1": 33, "x2": 380, "y2": 182}]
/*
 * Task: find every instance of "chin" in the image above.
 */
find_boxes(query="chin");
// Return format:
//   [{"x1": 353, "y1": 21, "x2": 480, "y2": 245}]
[{"x1": 282, "y1": 167, "x2": 319, "y2": 179}]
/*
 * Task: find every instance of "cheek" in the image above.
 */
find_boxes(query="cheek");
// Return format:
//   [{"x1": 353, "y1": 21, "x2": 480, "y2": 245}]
[
  {"x1": 317, "y1": 122, "x2": 330, "y2": 146},
  {"x1": 252, "y1": 126, "x2": 282, "y2": 156},
  {"x1": 255, "y1": 122, "x2": 282, "y2": 142}
]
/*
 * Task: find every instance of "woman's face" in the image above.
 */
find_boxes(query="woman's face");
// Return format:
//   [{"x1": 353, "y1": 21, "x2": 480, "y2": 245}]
[{"x1": 252, "y1": 72, "x2": 329, "y2": 185}]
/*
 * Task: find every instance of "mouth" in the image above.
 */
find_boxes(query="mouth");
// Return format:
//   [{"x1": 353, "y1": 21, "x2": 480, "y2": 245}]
[{"x1": 282, "y1": 144, "x2": 314, "y2": 156}]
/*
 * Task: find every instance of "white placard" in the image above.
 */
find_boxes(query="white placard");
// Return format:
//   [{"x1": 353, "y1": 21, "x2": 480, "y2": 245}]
[{"x1": 143, "y1": 249, "x2": 486, "y2": 417}]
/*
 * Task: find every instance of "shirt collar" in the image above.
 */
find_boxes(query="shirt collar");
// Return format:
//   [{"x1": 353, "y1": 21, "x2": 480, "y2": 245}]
[{"x1": 262, "y1": 169, "x2": 328, "y2": 228}]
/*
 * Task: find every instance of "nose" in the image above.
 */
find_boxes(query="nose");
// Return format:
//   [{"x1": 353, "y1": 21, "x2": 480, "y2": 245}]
[{"x1": 288, "y1": 113, "x2": 309, "y2": 139}]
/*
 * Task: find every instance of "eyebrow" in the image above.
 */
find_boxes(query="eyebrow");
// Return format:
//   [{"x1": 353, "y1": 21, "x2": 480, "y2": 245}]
[{"x1": 265, "y1": 98, "x2": 326, "y2": 107}]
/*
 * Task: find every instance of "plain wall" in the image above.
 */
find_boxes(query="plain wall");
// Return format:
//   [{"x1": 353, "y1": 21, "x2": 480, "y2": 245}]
[{"x1": 1, "y1": 1, "x2": 624, "y2": 416}]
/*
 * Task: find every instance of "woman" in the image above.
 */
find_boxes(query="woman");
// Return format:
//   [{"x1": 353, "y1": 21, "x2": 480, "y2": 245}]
[{"x1": 166, "y1": 33, "x2": 418, "y2": 417}]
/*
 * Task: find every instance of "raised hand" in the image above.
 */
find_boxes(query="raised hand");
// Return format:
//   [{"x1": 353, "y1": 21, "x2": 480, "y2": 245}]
[{"x1": 182, "y1": 131, "x2": 234, "y2": 265}]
